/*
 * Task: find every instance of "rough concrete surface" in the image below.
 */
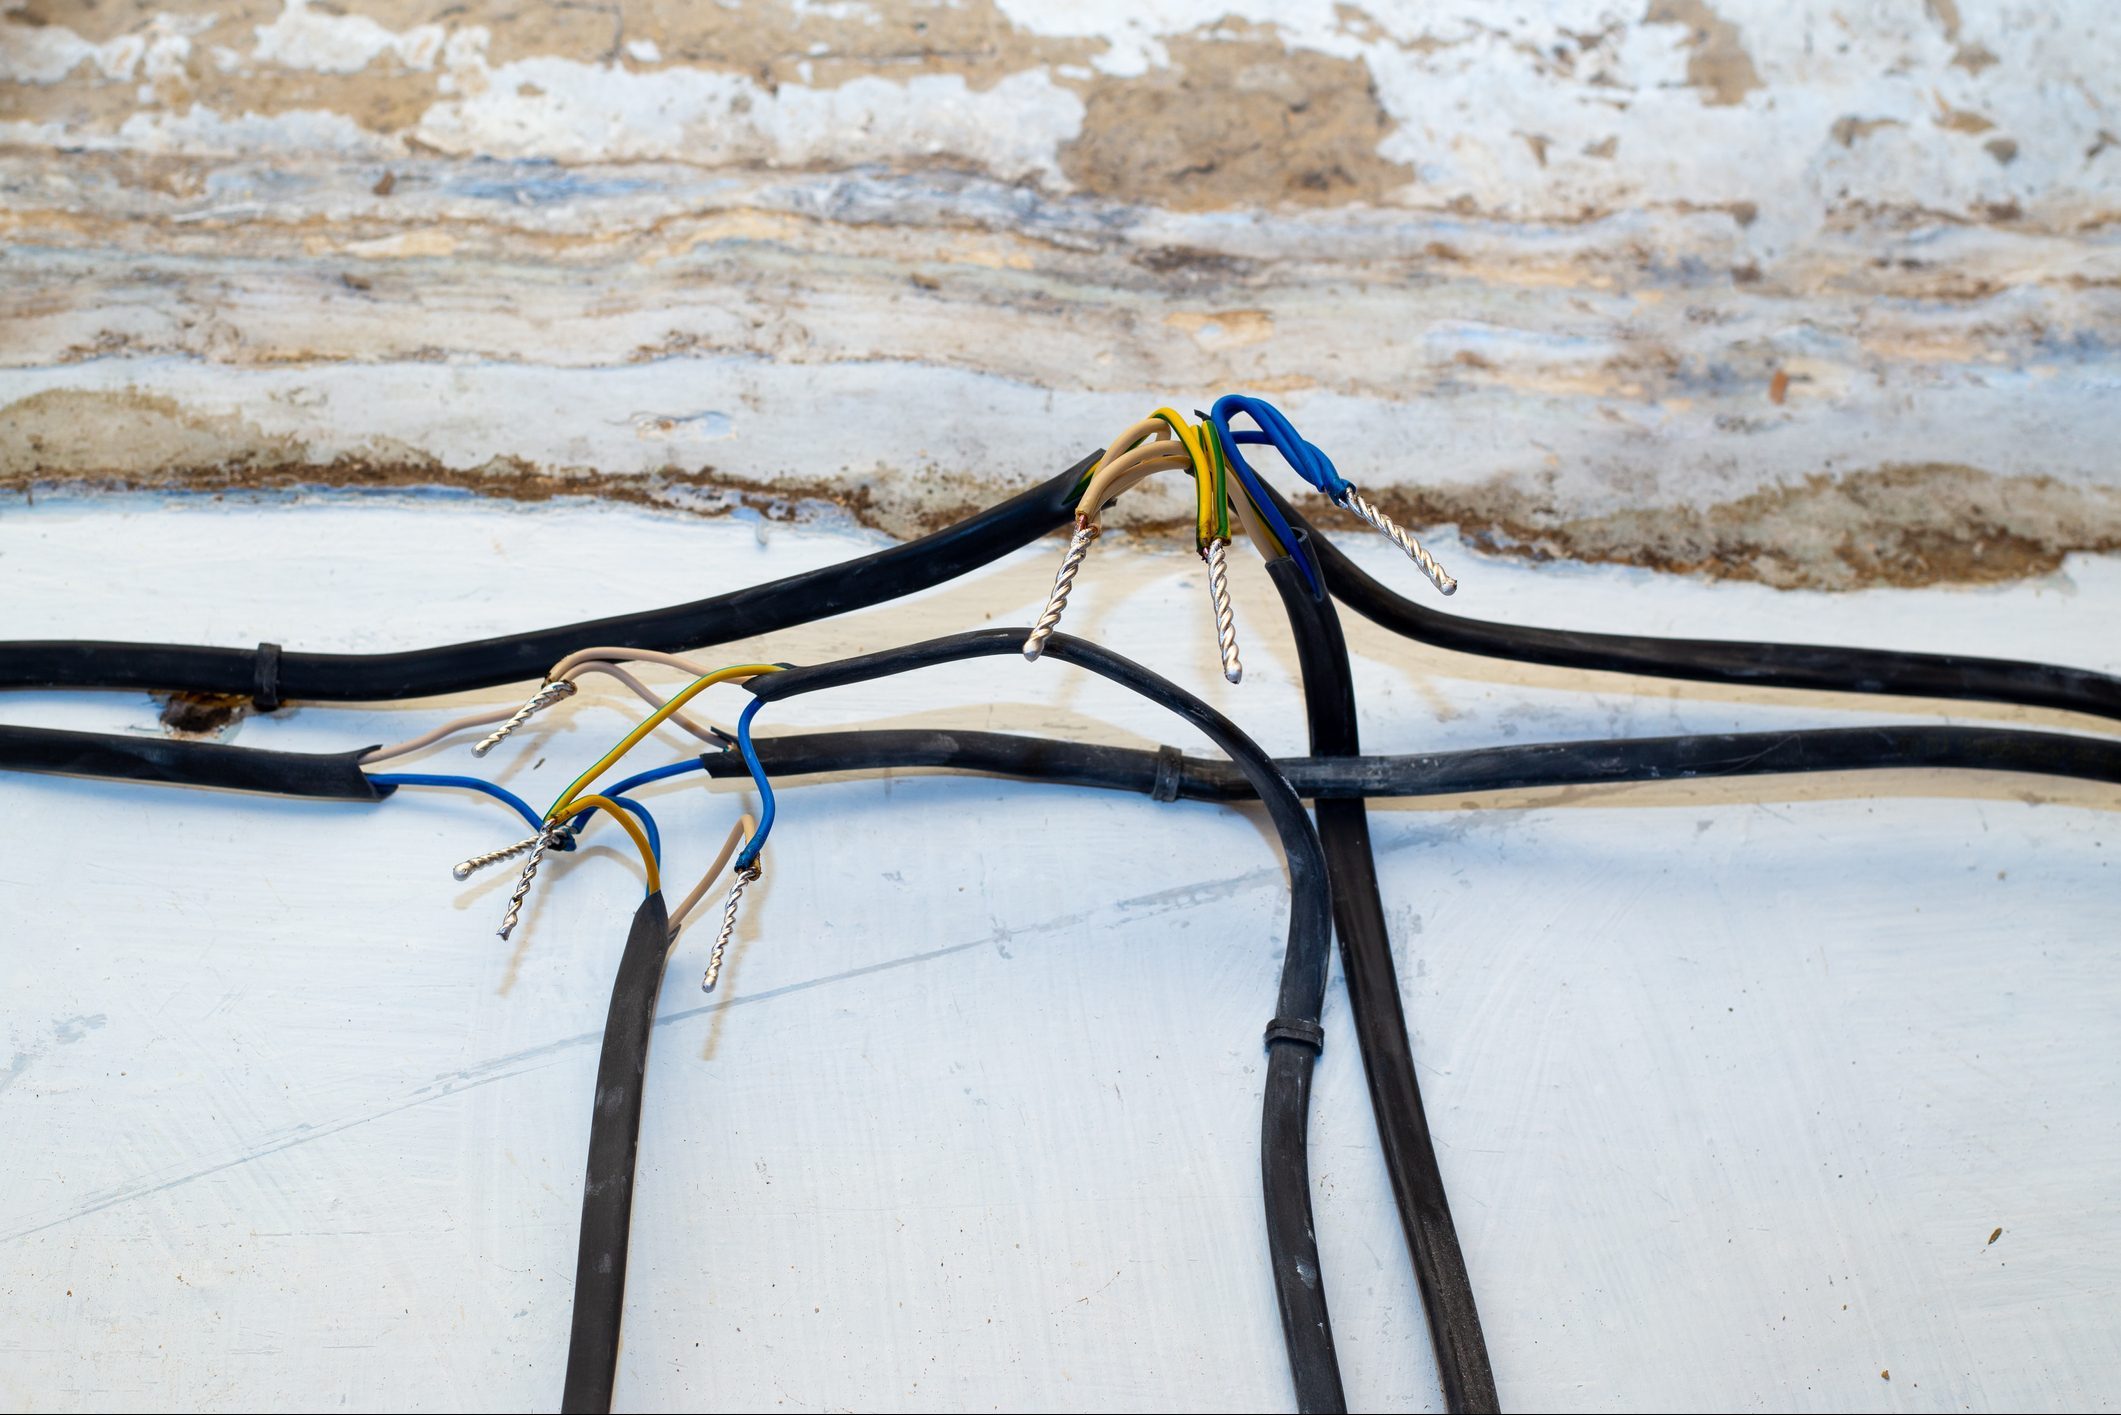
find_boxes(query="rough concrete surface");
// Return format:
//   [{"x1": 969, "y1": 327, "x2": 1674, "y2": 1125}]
[{"x1": 3, "y1": 0, "x2": 2118, "y2": 588}]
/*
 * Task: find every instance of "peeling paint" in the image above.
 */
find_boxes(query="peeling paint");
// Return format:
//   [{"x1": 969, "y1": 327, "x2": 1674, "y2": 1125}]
[
  {"x1": 2, "y1": 0, "x2": 2116, "y2": 592},
  {"x1": 1367, "y1": 463, "x2": 2121, "y2": 591},
  {"x1": 8, "y1": 387, "x2": 2117, "y2": 593},
  {"x1": 1643, "y1": 0, "x2": 1762, "y2": 108}
]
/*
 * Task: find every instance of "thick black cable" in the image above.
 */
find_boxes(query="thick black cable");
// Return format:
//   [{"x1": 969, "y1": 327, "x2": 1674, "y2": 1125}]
[
  {"x1": 1267, "y1": 549, "x2": 1499, "y2": 1414},
  {"x1": 7, "y1": 717, "x2": 2114, "y2": 806},
  {"x1": 0, "y1": 722, "x2": 384, "y2": 799},
  {"x1": 562, "y1": 890, "x2": 673, "y2": 1415},
  {"x1": 6, "y1": 462, "x2": 2115, "y2": 733},
  {"x1": 700, "y1": 724, "x2": 2121, "y2": 799},
  {"x1": 748, "y1": 627, "x2": 1347, "y2": 1413},
  {"x1": 0, "y1": 457, "x2": 1096, "y2": 700},
  {"x1": 1257, "y1": 485, "x2": 2121, "y2": 725}
]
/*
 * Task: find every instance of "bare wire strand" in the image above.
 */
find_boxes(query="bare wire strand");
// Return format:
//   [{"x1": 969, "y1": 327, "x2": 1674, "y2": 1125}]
[{"x1": 669, "y1": 815, "x2": 755, "y2": 934}]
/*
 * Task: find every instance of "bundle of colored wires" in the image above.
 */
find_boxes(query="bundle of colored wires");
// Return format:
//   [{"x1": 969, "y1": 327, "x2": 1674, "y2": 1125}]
[
  {"x1": 1074, "y1": 407, "x2": 1289, "y2": 562},
  {"x1": 359, "y1": 647, "x2": 739, "y2": 766},
  {"x1": 369, "y1": 772, "x2": 665, "y2": 886}
]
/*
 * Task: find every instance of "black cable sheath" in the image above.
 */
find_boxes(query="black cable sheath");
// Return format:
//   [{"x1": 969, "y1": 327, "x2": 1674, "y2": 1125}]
[
  {"x1": 0, "y1": 722, "x2": 384, "y2": 799},
  {"x1": 749, "y1": 626, "x2": 1347, "y2": 1413},
  {"x1": 701, "y1": 724, "x2": 2121, "y2": 799},
  {"x1": 0, "y1": 457, "x2": 1096, "y2": 700},
  {"x1": 8, "y1": 716, "x2": 2111, "y2": 807},
  {"x1": 1267, "y1": 550, "x2": 1499, "y2": 1414},
  {"x1": 6, "y1": 462, "x2": 2115, "y2": 732},
  {"x1": 1260, "y1": 486, "x2": 2121, "y2": 725},
  {"x1": 561, "y1": 890, "x2": 673, "y2": 1415}
]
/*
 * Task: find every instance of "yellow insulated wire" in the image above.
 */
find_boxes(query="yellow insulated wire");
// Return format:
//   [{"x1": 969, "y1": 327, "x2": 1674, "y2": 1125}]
[
  {"x1": 1209, "y1": 423, "x2": 1284, "y2": 558},
  {"x1": 1074, "y1": 410, "x2": 1227, "y2": 546},
  {"x1": 1149, "y1": 406, "x2": 1222, "y2": 546},
  {"x1": 547, "y1": 662, "x2": 783, "y2": 821},
  {"x1": 562, "y1": 793, "x2": 661, "y2": 894}
]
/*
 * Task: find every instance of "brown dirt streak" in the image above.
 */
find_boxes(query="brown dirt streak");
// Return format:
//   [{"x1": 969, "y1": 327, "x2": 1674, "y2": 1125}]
[
  {"x1": 9, "y1": 393, "x2": 2115, "y2": 591},
  {"x1": 1057, "y1": 32, "x2": 1412, "y2": 210},
  {"x1": 1360, "y1": 464, "x2": 2121, "y2": 591},
  {"x1": 8, "y1": 457, "x2": 2116, "y2": 595}
]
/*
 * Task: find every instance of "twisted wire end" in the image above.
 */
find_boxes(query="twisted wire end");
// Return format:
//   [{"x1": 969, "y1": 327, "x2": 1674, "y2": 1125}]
[
  {"x1": 702, "y1": 863, "x2": 762, "y2": 993},
  {"x1": 1023, "y1": 523, "x2": 1098, "y2": 661},
  {"x1": 1204, "y1": 536, "x2": 1243, "y2": 684},
  {"x1": 473, "y1": 679, "x2": 577, "y2": 757},
  {"x1": 1341, "y1": 489, "x2": 1457, "y2": 596},
  {"x1": 454, "y1": 832, "x2": 541, "y2": 882},
  {"x1": 496, "y1": 827, "x2": 567, "y2": 941}
]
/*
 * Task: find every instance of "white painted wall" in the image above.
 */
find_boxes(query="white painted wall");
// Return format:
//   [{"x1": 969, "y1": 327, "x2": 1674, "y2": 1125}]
[
  {"x1": 3, "y1": 2, "x2": 2118, "y2": 1407},
  {"x1": 1, "y1": 497, "x2": 2115, "y2": 1410}
]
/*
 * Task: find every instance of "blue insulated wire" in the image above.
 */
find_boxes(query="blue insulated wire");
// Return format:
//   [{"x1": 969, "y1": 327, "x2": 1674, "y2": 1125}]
[
  {"x1": 369, "y1": 772, "x2": 545, "y2": 833},
  {"x1": 1217, "y1": 395, "x2": 1351, "y2": 500},
  {"x1": 596, "y1": 795, "x2": 662, "y2": 868},
  {"x1": 733, "y1": 695, "x2": 775, "y2": 870},
  {"x1": 1205, "y1": 401, "x2": 1321, "y2": 594},
  {"x1": 597, "y1": 757, "x2": 708, "y2": 801}
]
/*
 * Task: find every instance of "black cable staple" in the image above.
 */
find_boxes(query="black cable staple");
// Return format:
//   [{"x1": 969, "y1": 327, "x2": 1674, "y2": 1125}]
[
  {"x1": 1264, "y1": 1018, "x2": 1326, "y2": 1051},
  {"x1": 253, "y1": 641, "x2": 282, "y2": 713}
]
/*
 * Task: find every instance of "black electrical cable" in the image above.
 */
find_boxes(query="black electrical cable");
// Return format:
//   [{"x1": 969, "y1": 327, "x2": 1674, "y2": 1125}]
[
  {"x1": 1266, "y1": 547, "x2": 1498, "y2": 1414},
  {"x1": 562, "y1": 890, "x2": 673, "y2": 1415},
  {"x1": 1258, "y1": 486, "x2": 2121, "y2": 726},
  {"x1": 747, "y1": 626, "x2": 1347, "y2": 1413},
  {"x1": 0, "y1": 456, "x2": 1097, "y2": 700},
  {"x1": 6, "y1": 462, "x2": 2115, "y2": 734},
  {"x1": 699, "y1": 724, "x2": 2121, "y2": 800},
  {"x1": 10, "y1": 455, "x2": 2113, "y2": 1415},
  {"x1": 0, "y1": 721, "x2": 384, "y2": 799},
  {"x1": 9, "y1": 717, "x2": 2116, "y2": 806}
]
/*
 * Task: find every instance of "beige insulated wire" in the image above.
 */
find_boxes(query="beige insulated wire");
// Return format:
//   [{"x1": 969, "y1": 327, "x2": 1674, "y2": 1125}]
[
  {"x1": 669, "y1": 814, "x2": 755, "y2": 933},
  {"x1": 1077, "y1": 424, "x2": 1194, "y2": 524},
  {"x1": 360, "y1": 655, "x2": 730, "y2": 764},
  {"x1": 547, "y1": 645, "x2": 716, "y2": 681}
]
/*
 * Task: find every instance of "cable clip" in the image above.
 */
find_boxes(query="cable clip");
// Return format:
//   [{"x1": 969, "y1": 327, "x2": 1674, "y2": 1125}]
[
  {"x1": 473, "y1": 679, "x2": 578, "y2": 757},
  {"x1": 496, "y1": 826, "x2": 570, "y2": 941},
  {"x1": 1023, "y1": 521, "x2": 1099, "y2": 661},
  {"x1": 701, "y1": 862, "x2": 761, "y2": 993},
  {"x1": 1337, "y1": 488, "x2": 1456, "y2": 595},
  {"x1": 1203, "y1": 536, "x2": 1243, "y2": 684}
]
